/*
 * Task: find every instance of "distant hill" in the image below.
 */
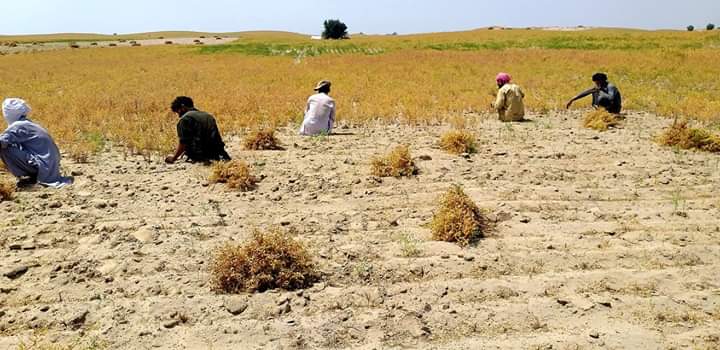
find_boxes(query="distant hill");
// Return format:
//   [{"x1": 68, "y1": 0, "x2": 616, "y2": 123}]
[
  {"x1": 0, "y1": 30, "x2": 306, "y2": 43},
  {"x1": 0, "y1": 27, "x2": 700, "y2": 45}
]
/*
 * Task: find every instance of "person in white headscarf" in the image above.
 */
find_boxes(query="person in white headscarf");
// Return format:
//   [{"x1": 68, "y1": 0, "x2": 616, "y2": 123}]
[
  {"x1": 299, "y1": 80, "x2": 336, "y2": 136},
  {"x1": 0, "y1": 98, "x2": 72, "y2": 188}
]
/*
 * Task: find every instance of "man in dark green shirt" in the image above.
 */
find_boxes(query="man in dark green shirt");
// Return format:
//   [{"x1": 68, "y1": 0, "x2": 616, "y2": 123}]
[
  {"x1": 165, "y1": 96, "x2": 231, "y2": 164},
  {"x1": 566, "y1": 73, "x2": 622, "y2": 114}
]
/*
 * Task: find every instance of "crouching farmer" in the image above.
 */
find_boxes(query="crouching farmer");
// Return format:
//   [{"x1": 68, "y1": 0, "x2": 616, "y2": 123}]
[
  {"x1": 0, "y1": 98, "x2": 73, "y2": 188},
  {"x1": 492, "y1": 73, "x2": 525, "y2": 122},
  {"x1": 166, "y1": 96, "x2": 231, "y2": 164},
  {"x1": 299, "y1": 80, "x2": 336, "y2": 136},
  {"x1": 566, "y1": 72, "x2": 622, "y2": 114}
]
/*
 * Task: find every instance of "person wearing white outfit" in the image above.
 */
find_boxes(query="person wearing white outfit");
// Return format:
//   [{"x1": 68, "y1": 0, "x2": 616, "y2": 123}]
[
  {"x1": 299, "y1": 80, "x2": 336, "y2": 136},
  {"x1": 0, "y1": 98, "x2": 72, "y2": 188}
]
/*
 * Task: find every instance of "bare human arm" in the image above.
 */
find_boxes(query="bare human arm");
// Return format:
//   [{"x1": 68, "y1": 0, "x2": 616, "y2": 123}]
[
  {"x1": 165, "y1": 143, "x2": 186, "y2": 164},
  {"x1": 566, "y1": 87, "x2": 598, "y2": 109},
  {"x1": 167, "y1": 117, "x2": 190, "y2": 164}
]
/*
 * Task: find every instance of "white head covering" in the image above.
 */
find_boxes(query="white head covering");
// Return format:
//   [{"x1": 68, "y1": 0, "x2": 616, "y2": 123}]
[{"x1": 2, "y1": 98, "x2": 31, "y2": 125}]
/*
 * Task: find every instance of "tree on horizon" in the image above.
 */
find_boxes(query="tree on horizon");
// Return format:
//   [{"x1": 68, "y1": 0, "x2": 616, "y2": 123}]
[{"x1": 322, "y1": 19, "x2": 349, "y2": 40}]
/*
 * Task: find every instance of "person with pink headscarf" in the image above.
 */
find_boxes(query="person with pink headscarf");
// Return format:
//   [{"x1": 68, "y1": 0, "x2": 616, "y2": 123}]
[{"x1": 491, "y1": 73, "x2": 525, "y2": 122}]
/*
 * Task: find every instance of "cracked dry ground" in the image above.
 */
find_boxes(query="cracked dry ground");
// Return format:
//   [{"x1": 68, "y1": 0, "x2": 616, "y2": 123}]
[{"x1": 1, "y1": 111, "x2": 719, "y2": 350}]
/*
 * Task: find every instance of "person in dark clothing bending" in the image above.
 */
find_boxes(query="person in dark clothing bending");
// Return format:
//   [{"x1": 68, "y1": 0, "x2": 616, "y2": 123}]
[
  {"x1": 566, "y1": 73, "x2": 622, "y2": 114},
  {"x1": 165, "y1": 96, "x2": 231, "y2": 164}
]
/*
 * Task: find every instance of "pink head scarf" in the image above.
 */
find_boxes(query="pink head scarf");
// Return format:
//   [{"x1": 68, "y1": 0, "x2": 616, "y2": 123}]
[{"x1": 496, "y1": 73, "x2": 512, "y2": 85}]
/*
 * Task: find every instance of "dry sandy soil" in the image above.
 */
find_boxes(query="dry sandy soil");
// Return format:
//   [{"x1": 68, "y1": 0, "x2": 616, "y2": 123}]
[
  {"x1": 1, "y1": 111, "x2": 719, "y2": 350},
  {"x1": 0, "y1": 37, "x2": 235, "y2": 54}
]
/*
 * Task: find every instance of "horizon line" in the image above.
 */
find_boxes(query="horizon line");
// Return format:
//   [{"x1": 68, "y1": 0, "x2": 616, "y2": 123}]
[{"x1": 2, "y1": 25, "x2": 711, "y2": 38}]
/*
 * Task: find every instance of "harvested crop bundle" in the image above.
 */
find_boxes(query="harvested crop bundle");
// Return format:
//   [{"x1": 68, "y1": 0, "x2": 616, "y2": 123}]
[
  {"x1": 658, "y1": 120, "x2": 720, "y2": 153},
  {"x1": 431, "y1": 185, "x2": 488, "y2": 246},
  {"x1": 583, "y1": 110, "x2": 622, "y2": 131},
  {"x1": 440, "y1": 130, "x2": 477, "y2": 155},
  {"x1": 210, "y1": 229, "x2": 319, "y2": 293},
  {"x1": 371, "y1": 145, "x2": 418, "y2": 178},
  {"x1": 243, "y1": 128, "x2": 283, "y2": 151},
  {"x1": 209, "y1": 160, "x2": 257, "y2": 191}
]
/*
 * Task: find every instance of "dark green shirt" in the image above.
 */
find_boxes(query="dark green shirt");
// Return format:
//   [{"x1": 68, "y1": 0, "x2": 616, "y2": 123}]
[{"x1": 177, "y1": 109, "x2": 230, "y2": 162}]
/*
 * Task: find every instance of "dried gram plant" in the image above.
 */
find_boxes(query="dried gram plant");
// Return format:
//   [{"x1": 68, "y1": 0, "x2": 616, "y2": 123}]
[
  {"x1": 371, "y1": 145, "x2": 418, "y2": 178},
  {"x1": 431, "y1": 185, "x2": 488, "y2": 246},
  {"x1": 210, "y1": 229, "x2": 319, "y2": 293},
  {"x1": 209, "y1": 160, "x2": 258, "y2": 191}
]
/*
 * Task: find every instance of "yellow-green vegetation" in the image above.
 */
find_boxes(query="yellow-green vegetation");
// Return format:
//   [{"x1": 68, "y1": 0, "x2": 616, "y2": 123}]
[
  {"x1": 658, "y1": 120, "x2": 720, "y2": 153},
  {"x1": 398, "y1": 233, "x2": 423, "y2": 258},
  {"x1": 208, "y1": 160, "x2": 257, "y2": 191},
  {"x1": 431, "y1": 185, "x2": 488, "y2": 246},
  {"x1": 243, "y1": 128, "x2": 283, "y2": 150},
  {"x1": 371, "y1": 145, "x2": 418, "y2": 178},
  {"x1": 0, "y1": 177, "x2": 14, "y2": 202},
  {"x1": 210, "y1": 229, "x2": 318, "y2": 293},
  {"x1": 583, "y1": 110, "x2": 623, "y2": 131},
  {"x1": 1, "y1": 29, "x2": 719, "y2": 156},
  {"x1": 440, "y1": 129, "x2": 477, "y2": 154}
]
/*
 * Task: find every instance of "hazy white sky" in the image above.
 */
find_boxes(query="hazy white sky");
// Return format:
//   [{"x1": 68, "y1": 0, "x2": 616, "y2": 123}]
[{"x1": 1, "y1": 0, "x2": 719, "y2": 35}]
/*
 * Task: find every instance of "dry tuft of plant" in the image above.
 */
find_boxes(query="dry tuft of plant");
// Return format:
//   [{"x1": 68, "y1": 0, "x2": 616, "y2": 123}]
[
  {"x1": 371, "y1": 145, "x2": 419, "y2": 178},
  {"x1": 440, "y1": 130, "x2": 477, "y2": 155},
  {"x1": 210, "y1": 229, "x2": 319, "y2": 293},
  {"x1": 658, "y1": 120, "x2": 720, "y2": 153},
  {"x1": 431, "y1": 185, "x2": 488, "y2": 246},
  {"x1": 209, "y1": 160, "x2": 257, "y2": 191},
  {"x1": 583, "y1": 110, "x2": 623, "y2": 131},
  {"x1": 0, "y1": 178, "x2": 15, "y2": 202},
  {"x1": 243, "y1": 128, "x2": 283, "y2": 151}
]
